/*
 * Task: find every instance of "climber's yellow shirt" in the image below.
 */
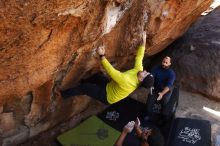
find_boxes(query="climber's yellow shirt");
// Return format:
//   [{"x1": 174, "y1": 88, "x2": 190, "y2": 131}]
[{"x1": 101, "y1": 45, "x2": 145, "y2": 104}]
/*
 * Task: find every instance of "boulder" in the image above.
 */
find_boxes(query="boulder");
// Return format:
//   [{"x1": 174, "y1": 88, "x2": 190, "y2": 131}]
[
  {"x1": 0, "y1": 106, "x2": 3, "y2": 113},
  {"x1": 0, "y1": 0, "x2": 212, "y2": 101},
  {"x1": 0, "y1": 0, "x2": 213, "y2": 145},
  {"x1": 2, "y1": 126, "x2": 29, "y2": 146},
  {"x1": 0, "y1": 112, "x2": 16, "y2": 134}
]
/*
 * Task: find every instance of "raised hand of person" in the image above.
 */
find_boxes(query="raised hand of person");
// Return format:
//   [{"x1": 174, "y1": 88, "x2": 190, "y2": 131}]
[
  {"x1": 123, "y1": 121, "x2": 135, "y2": 133},
  {"x1": 135, "y1": 117, "x2": 141, "y2": 128},
  {"x1": 97, "y1": 45, "x2": 105, "y2": 56}
]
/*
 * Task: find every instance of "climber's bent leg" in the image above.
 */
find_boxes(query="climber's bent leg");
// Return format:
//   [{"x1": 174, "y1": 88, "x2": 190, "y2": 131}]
[{"x1": 60, "y1": 83, "x2": 108, "y2": 104}]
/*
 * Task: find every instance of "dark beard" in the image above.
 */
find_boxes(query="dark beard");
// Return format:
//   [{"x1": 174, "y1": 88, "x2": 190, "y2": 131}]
[{"x1": 162, "y1": 65, "x2": 169, "y2": 69}]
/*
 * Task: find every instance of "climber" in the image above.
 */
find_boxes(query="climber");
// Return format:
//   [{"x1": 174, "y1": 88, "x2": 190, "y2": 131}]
[{"x1": 56, "y1": 31, "x2": 154, "y2": 104}]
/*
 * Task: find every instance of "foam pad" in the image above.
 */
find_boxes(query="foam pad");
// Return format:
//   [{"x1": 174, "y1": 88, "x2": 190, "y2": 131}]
[
  {"x1": 143, "y1": 92, "x2": 162, "y2": 123},
  {"x1": 57, "y1": 116, "x2": 120, "y2": 146},
  {"x1": 167, "y1": 118, "x2": 211, "y2": 146},
  {"x1": 142, "y1": 87, "x2": 179, "y2": 125},
  {"x1": 98, "y1": 97, "x2": 145, "y2": 131},
  {"x1": 162, "y1": 87, "x2": 179, "y2": 119}
]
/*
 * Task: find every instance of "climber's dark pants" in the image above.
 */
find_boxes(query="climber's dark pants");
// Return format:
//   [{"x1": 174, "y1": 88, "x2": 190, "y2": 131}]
[{"x1": 60, "y1": 73, "x2": 109, "y2": 104}]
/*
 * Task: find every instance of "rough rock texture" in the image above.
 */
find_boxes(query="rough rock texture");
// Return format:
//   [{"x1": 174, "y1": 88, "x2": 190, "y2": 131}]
[
  {"x1": 0, "y1": 0, "x2": 212, "y2": 145},
  {"x1": 151, "y1": 7, "x2": 220, "y2": 101}
]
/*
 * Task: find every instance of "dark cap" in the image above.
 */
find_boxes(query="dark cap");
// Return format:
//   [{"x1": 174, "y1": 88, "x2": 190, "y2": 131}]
[{"x1": 142, "y1": 74, "x2": 154, "y2": 88}]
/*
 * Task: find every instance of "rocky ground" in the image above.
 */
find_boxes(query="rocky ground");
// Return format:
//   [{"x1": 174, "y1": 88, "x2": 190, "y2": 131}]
[{"x1": 19, "y1": 89, "x2": 220, "y2": 146}]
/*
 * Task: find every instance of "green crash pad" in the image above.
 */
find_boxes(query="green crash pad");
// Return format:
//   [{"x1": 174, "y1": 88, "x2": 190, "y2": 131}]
[{"x1": 57, "y1": 116, "x2": 120, "y2": 146}]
